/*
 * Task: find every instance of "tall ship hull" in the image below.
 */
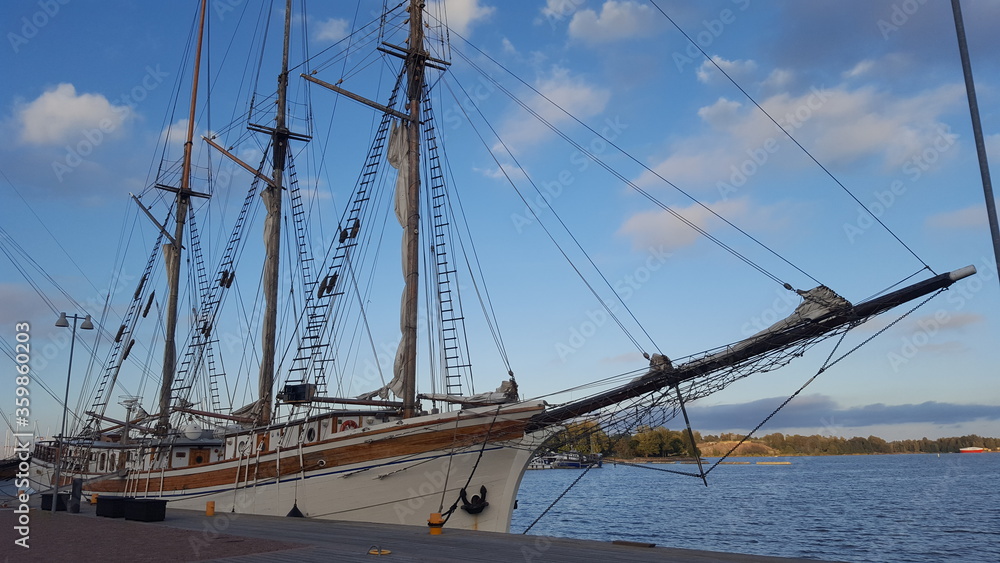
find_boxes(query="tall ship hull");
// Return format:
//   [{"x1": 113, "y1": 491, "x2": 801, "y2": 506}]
[{"x1": 32, "y1": 403, "x2": 548, "y2": 531}]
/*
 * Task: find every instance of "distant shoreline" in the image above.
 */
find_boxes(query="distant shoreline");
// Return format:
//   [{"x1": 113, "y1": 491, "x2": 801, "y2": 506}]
[{"x1": 608, "y1": 450, "x2": 998, "y2": 463}]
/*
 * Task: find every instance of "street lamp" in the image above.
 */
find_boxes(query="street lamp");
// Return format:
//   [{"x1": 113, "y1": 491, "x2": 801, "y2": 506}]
[{"x1": 52, "y1": 312, "x2": 94, "y2": 512}]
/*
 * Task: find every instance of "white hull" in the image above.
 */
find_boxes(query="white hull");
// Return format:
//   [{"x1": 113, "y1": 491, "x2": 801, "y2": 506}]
[{"x1": 31, "y1": 402, "x2": 550, "y2": 533}]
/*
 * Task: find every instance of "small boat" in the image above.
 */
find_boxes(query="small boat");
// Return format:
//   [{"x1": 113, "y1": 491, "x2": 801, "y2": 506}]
[
  {"x1": 527, "y1": 457, "x2": 553, "y2": 470},
  {"x1": 959, "y1": 447, "x2": 985, "y2": 453},
  {"x1": 528, "y1": 452, "x2": 602, "y2": 469},
  {"x1": 551, "y1": 452, "x2": 603, "y2": 469}
]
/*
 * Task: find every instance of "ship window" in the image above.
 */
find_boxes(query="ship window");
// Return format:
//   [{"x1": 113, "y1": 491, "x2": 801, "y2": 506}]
[
  {"x1": 176, "y1": 452, "x2": 186, "y2": 458},
  {"x1": 306, "y1": 427, "x2": 316, "y2": 442},
  {"x1": 99, "y1": 453, "x2": 106, "y2": 472},
  {"x1": 109, "y1": 454, "x2": 116, "y2": 470}
]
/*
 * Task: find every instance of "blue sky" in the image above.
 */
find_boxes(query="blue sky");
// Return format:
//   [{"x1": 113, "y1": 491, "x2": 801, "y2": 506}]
[{"x1": 2, "y1": 0, "x2": 999, "y2": 443}]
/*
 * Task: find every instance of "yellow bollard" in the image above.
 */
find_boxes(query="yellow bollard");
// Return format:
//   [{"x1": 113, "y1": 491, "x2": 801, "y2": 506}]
[
  {"x1": 91, "y1": 494, "x2": 99, "y2": 505},
  {"x1": 206, "y1": 501, "x2": 215, "y2": 516},
  {"x1": 427, "y1": 512, "x2": 444, "y2": 535}
]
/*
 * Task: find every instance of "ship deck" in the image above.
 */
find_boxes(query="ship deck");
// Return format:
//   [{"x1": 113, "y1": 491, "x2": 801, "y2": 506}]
[{"x1": 4, "y1": 501, "x2": 840, "y2": 562}]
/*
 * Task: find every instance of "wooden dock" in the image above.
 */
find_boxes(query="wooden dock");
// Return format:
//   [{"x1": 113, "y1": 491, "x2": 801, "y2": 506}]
[{"x1": 3, "y1": 503, "x2": 837, "y2": 562}]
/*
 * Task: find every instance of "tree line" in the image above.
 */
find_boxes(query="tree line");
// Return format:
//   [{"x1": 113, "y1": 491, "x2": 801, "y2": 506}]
[{"x1": 543, "y1": 421, "x2": 999, "y2": 458}]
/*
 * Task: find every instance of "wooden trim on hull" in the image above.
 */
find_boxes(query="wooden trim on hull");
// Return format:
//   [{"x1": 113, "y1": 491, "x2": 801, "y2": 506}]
[{"x1": 39, "y1": 404, "x2": 543, "y2": 497}]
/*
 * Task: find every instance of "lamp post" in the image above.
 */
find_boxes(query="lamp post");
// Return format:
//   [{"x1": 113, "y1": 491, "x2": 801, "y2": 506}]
[{"x1": 52, "y1": 312, "x2": 94, "y2": 512}]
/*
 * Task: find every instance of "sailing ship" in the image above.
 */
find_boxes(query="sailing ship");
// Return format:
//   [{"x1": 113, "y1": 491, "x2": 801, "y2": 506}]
[{"x1": 29, "y1": 0, "x2": 977, "y2": 533}]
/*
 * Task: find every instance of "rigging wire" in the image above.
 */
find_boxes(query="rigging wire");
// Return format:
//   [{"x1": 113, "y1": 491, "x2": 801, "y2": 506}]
[
  {"x1": 446, "y1": 31, "x2": 817, "y2": 290},
  {"x1": 441, "y1": 76, "x2": 651, "y2": 357},
  {"x1": 439, "y1": 144, "x2": 514, "y2": 374},
  {"x1": 647, "y1": 0, "x2": 933, "y2": 275},
  {"x1": 521, "y1": 462, "x2": 598, "y2": 534},
  {"x1": 703, "y1": 288, "x2": 943, "y2": 476}
]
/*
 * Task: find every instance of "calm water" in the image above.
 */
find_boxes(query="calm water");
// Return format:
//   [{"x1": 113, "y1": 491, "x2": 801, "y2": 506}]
[{"x1": 512, "y1": 454, "x2": 999, "y2": 562}]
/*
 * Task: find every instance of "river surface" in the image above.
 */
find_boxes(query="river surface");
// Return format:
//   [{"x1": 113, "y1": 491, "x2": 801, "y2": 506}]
[{"x1": 511, "y1": 453, "x2": 999, "y2": 562}]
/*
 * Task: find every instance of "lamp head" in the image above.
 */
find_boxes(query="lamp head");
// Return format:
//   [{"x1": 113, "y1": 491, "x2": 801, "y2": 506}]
[
  {"x1": 55, "y1": 312, "x2": 69, "y2": 328},
  {"x1": 81, "y1": 315, "x2": 94, "y2": 330}
]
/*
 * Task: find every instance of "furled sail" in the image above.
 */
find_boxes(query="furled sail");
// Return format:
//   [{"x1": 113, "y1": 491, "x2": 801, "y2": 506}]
[
  {"x1": 379, "y1": 120, "x2": 409, "y2": 400},
  {"x1": 419, "y1": 380, "x2": 519, "y2": 406},
  {"x1": 528, "y1": 266, "x2": 976, "y2": 431},
  {"x1": 695, "y1": 285, "x2": 851, "y2": 365}
]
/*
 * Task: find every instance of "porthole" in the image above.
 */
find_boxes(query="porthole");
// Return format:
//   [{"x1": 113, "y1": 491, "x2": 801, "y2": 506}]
[{"x1": 306, "y1": 427, "x2": 317, "y2": 442}]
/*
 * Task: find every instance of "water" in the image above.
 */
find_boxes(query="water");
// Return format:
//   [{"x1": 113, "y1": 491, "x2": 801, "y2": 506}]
[{"x1": 512, "y1": 454, "x2": 1000, "y2": 562}]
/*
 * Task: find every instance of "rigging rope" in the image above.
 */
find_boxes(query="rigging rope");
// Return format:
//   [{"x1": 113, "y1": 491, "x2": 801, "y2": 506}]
[
  {"x1": 647, "y1": 0, "x2": 933, "y2": 275},
  {"x1": 521, "y1": 462, "x2": 598, "y2": 534},
  {"x1": 449, "y1": 33, "x2": 819, "y2": 290},
  {"x1": 442, "y1": 77, "x2": 651, "y2": 357},
  {"x1": 702, "y1": 288, "x2": 946, "y2": 476}
]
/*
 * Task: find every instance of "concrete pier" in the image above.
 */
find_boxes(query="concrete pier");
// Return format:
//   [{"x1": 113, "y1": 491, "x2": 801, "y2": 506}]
[{"x1": 2, "y1": 503, "x2": 838, "y2": 562}]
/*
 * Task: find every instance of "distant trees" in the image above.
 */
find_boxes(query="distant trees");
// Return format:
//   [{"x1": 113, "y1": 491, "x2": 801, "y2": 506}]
[
  {"x1": 540, "y1": 424, "x2": 999, "y2": 458},
  {"x1": 543, "y1": 423, "x2": 698, "y2": 458},
  {"x1": 541, "y1": 420, "x2": 610, "y2": 455},
  {"x1": 631, "y1": 426, "x2": 694, "y2": 457}
]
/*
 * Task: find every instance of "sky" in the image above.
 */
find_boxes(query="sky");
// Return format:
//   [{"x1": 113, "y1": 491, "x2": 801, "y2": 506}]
[{"x1": 1, "y1": 0, "x2": 999, "y2": 446}]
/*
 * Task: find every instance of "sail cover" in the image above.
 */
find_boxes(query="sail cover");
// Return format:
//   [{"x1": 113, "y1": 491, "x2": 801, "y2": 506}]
[{"x1": 690, "y1": 285, "x2": 851, "y2": 369}]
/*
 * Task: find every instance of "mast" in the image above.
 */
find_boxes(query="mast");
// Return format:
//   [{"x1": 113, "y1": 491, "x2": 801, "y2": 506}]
[
  {"x1": 400, "y1": 1, "x2": 426, "y2": 417},
  {"x1": 157, "y1": 0, "x2": 207, "y2": 435},
  {"x1": 951, "y1": 0, "x2": 1000, "y2": 290},
  {"x1": 257, "y1": 0, "x2": 293, "y2": 426}
]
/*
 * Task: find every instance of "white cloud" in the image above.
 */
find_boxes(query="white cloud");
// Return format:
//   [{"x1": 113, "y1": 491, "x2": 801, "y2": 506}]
[
  {"x1": 760, "y1": 68, "x2": 794, "y2": 91},
  {"x1": 568, "y1": 1, "x2": 660, "y2": 44},
  {"x1": 987, "y1": 133, "x2": 1000, "y2": 163},
  {"x1": 786, "y1": 84, "x2": 964, "y2": 169},
  {"x1": 637, "y1": 83, "x2": 965, "y2": 190},
  {"x1": 541, "y1": 0, "x2": 581, "y2": 20},
  {"x1": 16, "y1": 83, "x2": 127, "y2": 146},
  {"x1": 314, "y1": 17, "x2": 349, "y2": 42},
  {"x1": 697, "y1": 97, "x2": 743, "y2": 128},
  {"x1": 298, "y1": 187, "x2": 332, "y2": 201},
  {"x1": 926, "y1": 205, "x2": 988, "y2": 230},
  {"x1": 496, "y1": 66, "x2": 610, "y2": 150},
  {"x1": 161, "y1": 119, "x2": 191, "y2": 146},
  {"x1": 631, "y1": 98, "x2": 745, "y2": 188},
  {"x1": 428, "y1": 0, "x2": 494, "y2": 36},
  {"x1": 844, "y1": 59, "x2": 875, "y2": 79},
  {"x1": 475, "y1": 163, "x2": 523, "y2": 180},
  {"x1": 696, "y1": 56, "x2": 758, "y2": 84},
  {"x1": 618, "y1": 198, "x2": 756, "y2": 252}
]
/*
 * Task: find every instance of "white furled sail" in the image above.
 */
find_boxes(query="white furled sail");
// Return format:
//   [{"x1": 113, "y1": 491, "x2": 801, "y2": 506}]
[{"x1": 383, "y1": 120, "x2": 409, "y2": 400}]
